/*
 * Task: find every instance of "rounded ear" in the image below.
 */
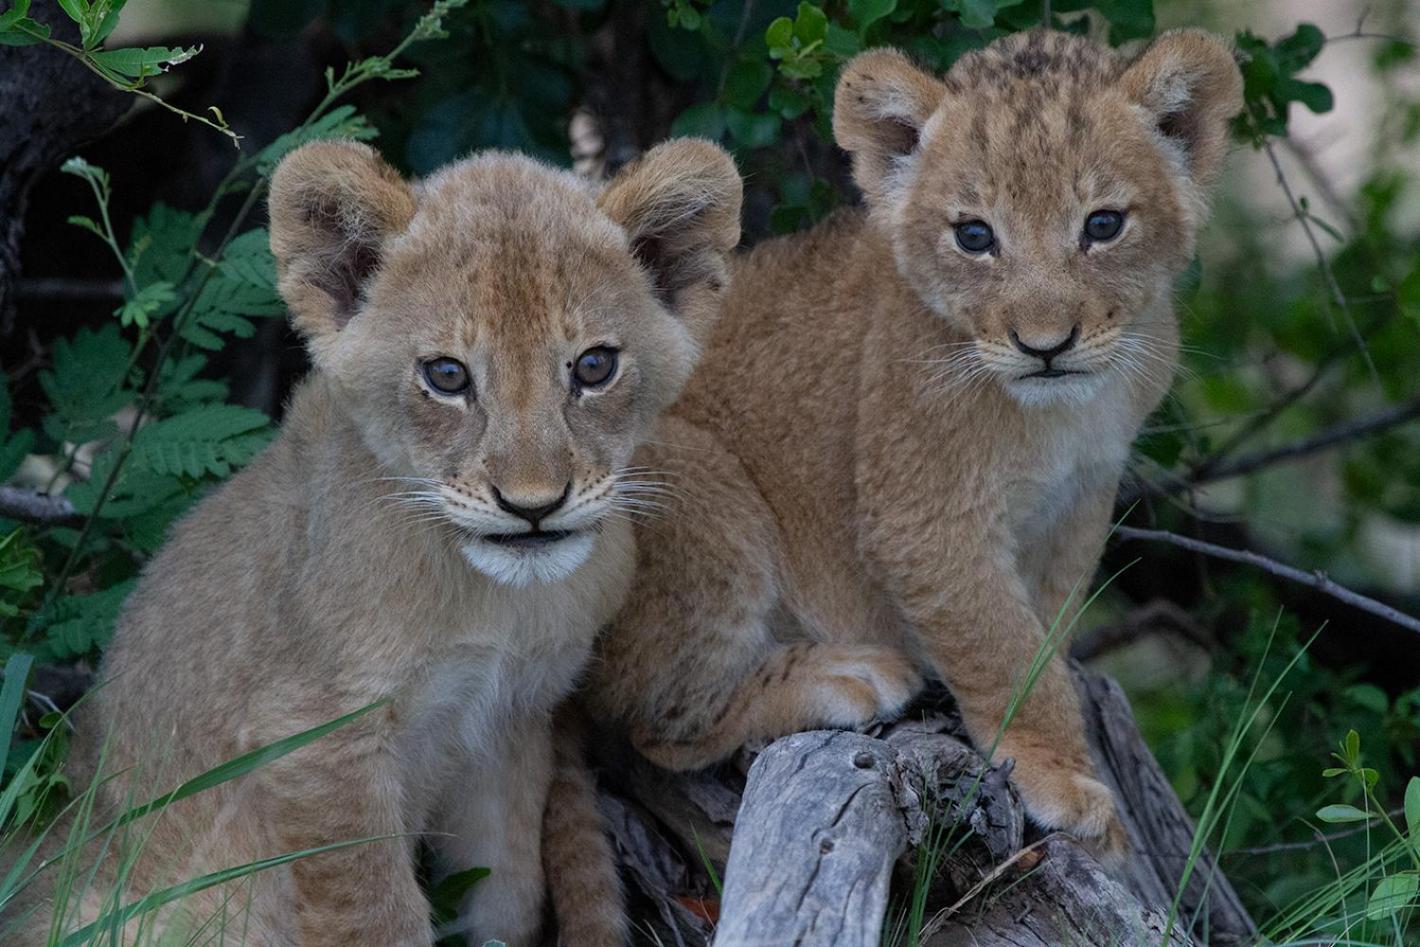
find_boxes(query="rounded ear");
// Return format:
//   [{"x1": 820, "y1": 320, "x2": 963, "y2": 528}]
[
  {"x1": 597, "y1": 138, "x2": 742, "y2": 344},
  {"x1": 267, "y1": 140, "x2": 416, "y2": 349},
  {"x1": 833, "y1": 48, "x2": 946, "y2": 208},
  {"x1": 1120, "y1": 29, "x2": 1244, "y2": 187}
]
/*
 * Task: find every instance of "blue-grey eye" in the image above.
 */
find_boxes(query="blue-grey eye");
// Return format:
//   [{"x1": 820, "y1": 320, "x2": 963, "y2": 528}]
[
  {"x1": 954, "y1": 220, "x2": 995, "y2": 254},
  {"x1": 422, "y1": 357, "x2": 470, "y2": 394},
  {"x1": 1084, "y1": 209, "x2": 1125, "y2": 243},
  {"x1": 574, "y1": 347, "x2": 618, "y2": 388}
]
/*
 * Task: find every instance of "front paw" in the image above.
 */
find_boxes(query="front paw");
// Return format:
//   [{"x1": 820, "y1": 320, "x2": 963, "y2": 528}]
[
  {"x1": 1003, "y1": 749, "x2": 1128, "y2": 864},
  {"x1": 809, "y1": 644, "x2": 925, "y2": 729}
]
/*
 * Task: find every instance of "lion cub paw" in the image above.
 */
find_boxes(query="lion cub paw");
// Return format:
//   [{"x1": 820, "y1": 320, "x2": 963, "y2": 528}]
[
  {"x1": 1007, "y1": 752, "x2": 1129, "y2": 865},
  {"x1": 803, "y1": 644, "x2": 924, "y2": 730}
]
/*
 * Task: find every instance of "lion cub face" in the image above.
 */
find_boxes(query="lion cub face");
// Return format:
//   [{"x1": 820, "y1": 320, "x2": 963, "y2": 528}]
[
  {"x1": 270, "y1": 140, "x2": 740, "y2": 585},
  {"x1": 835, "y1": 30, "x2": 1241, "y2": 405}
]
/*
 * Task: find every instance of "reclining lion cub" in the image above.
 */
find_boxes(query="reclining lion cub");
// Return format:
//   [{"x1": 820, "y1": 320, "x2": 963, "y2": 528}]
[
  {"x1": 587, "y1": 29, "x2": 1241, "y2": 856},
  {"x1": 8, "y1": 138, "x2": 740, "y2": 945}
]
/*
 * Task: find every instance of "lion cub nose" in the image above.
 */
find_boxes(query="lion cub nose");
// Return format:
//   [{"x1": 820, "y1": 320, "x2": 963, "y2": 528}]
[
  {"x1": 1010, "y1": 324, "x2": 1080, "y2": 361},
  {"x1": 492, "y1": 484, "x2": 571, "y2": 527}
]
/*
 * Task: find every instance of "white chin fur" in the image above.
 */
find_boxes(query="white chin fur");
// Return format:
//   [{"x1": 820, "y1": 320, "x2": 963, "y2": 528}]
[
  {"x1": 460, "y1": 532, "x2": 597, "y2": 587},
  {"x1": 1005, "y1": 373, "x2": 1106, "y2": 407}
]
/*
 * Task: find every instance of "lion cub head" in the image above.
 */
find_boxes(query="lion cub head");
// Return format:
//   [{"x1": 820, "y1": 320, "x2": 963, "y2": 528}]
[
  {"x1": 269, "y1": 139, "x2": 741, "y2": 585},
  {"x1": 835, "y1": 29, "x2": 1242, "y2": 405}
]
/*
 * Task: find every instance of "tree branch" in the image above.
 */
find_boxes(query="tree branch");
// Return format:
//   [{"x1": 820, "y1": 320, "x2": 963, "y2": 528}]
[
  {"x1": 0, "y1": 485, "x2": 81, "y2": 527},
  {"x1": 1123, "y1": 397, "x2": 1420, "y2": 506},
  {"x1": 1114, "y1": 526, "x2": 1420, "y2": 637}
]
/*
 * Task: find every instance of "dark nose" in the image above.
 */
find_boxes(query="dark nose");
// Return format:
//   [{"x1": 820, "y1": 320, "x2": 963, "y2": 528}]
[
  {"x1": 492, "y1": 484, "x2": 570, "y2": 526},
  {"x1": 1010, "y1": 324, "x2": 1080, "y2": 361}
]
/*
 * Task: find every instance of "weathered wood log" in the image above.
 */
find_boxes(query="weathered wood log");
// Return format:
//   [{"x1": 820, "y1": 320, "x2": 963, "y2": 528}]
[
  {"x1": 714, "y1": 732, "x2": 909, "y2": 946},
  {"x1": 592, "y1": 667, "x2": 1257, "y2": 946}
]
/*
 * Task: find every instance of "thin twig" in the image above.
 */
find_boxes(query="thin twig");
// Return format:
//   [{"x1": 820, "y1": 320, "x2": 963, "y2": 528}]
[
  {"x1": 1262, "y1": 140, "x2": 1378, "y2": 385},
  {"x1": 1115, "y1": 526, "x2": 1420, "y2": 636},
  {"x1": 1126, "y1": 397, "x2": 1420, "y2": 505},
  {"x1": 1199, "y1": 397, "x2": 1420, "y2": 483},
  {"x1": 1227, "y1": 808, "x2": 1406, "y2": 856}
]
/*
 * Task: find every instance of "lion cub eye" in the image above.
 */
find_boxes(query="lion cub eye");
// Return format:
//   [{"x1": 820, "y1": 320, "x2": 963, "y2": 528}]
[
  {"x1": 954, "y1": 220, "x2": 995, "y2": 255},
  {"x1": 1083, "y1": 209, "x2": 1125, "y2": 244},
  {"x1": 573, "y1": 347, "x2": 619, "y2": 389},
  {"x1": 422, "y1": 357, "x2": 471, "y2": 395}
]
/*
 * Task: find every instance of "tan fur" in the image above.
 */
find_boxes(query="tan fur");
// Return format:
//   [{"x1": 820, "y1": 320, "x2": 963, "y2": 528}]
[
  {"x1": 4, "y1": 139, "x2": 740, "y2": 946},
  {"x1": 542, "y1": 708, "x2": 627, "y2": 947},
  {"x1": 586, "y1": 30, "x2": 1241, "y2": 857}
]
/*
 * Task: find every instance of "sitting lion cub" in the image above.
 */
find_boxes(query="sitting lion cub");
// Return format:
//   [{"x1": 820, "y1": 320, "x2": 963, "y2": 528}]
[
  {"x1": 587, "y1": 29, "x2": 1241, "y2": 856},
  {"x1": 13, "y1": 139, "x2": 740, "y2": 945}
]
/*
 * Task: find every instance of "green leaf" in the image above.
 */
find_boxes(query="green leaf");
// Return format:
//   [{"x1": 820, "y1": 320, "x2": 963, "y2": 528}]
[
  {"x1": 218, "y1": 229, "x2": 278, "y2": 295},
  {"x1": 848, "y1": 0, "x2": 895, "y2": 33},
  {"x1": 1096, "y1": 0, "x2": 1154, "y2": 43},
  {"x1": 768, "y1": 84, "x2": 810, "y2": 120},
  {"x1": 35, "y1": 581, "x2": 135, "y2": 660},
  {"x1": 724, "y1": 107, "x2": 781, "y2": 150},
  {"x1": 128, "y1": 203, "x2": 201, "y2": 288},
  {"x1": 428, "y1": 866, "x2": 491, "y2": 927},
  {"x1": 1365, "y1": 872, "x2": 1418, "y2": 921},
  {"x1": 765, "y1": 16, "x2": 793, "y2": 53},
  {"x1": 90, "y1": 44, "x2": 201, "y2": 80},
  {"x1": 792, "y1": 2, "x2": 827, "y2": 46},
  {"x1": 0, "y1": 19, "x2": 50, "y2": 45},
  {"x1": 1405, "y1": 777, "x2": 1420, "y2": 847},
  {"x1": 65, "y1": 451, "x2": 184, "y2": 520},
  {"x1": 1315, "y1": 803, "x2": 1371, "y2": 823},
  {"x1": 723, "y1": 59, "x2": 773, "y2": 110},
  {"x1": 93, "y1": 0, "x2": 128, "y2": 45},
  {"x1": 955, "y1": 0, "x2": 997, "y2": 30},
  {"x1": 670, "y1": 102, "x2": 725, "y2": 141},
  {"x1": 0, "y1": 0, "x2": 31, "y2": 29},
  {"x1": 0, "y1": 529, "x2": 44, "y2": 617},
  {"x1": 39, "y1": 323, "x2": 132, "y2": 443},
  {"x1": 0, "y1": 653, "x2": 34, "y2": 780},
  {"x1": 115, "y1": 280, "x2": 176, "y2": 329},
  {"x1": 129, "y1": 404, "x2": 272, "y2": 479},
  {"x1": 255, "y1": 105, "x2": 378, "y2": 175},
  {"x1": 1275, "y1": 22, "x2": 1326, "y2": 71},
  {"x1": 60, "y1": 155, "x2": 109, "y2": 193},
  {"x1": 54, "y1": 0, "x2": 85, "y2": 27},
  {"x1": 1276, "y1": 77, "x2": 1333, "y2": 115}
]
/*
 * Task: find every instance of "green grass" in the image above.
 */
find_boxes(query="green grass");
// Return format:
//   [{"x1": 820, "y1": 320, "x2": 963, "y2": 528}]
[{"x1": 0, "y1": 661, "x2": 391, "y2": 947}]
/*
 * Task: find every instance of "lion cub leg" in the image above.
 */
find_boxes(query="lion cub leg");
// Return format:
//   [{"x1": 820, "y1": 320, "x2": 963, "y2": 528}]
[
  {"x1": 430, "y1": 719, "x2": 553, "y2": 947},
  {"x1": 589, "y1": 419, "x2": 921, "y2": 771},
  {"x1": 260, "y1": 718, "x2": 432, "y2": 947}
]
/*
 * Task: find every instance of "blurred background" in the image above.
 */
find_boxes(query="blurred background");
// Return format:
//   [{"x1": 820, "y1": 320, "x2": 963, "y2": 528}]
[{"x1": 2, "y1": 0, "x2": 1419, "y2": 931}]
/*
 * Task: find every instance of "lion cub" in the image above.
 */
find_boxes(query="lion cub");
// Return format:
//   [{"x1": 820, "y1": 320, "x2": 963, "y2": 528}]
[
  {"x1": 12, "y1": 139, "x2": 740, "y2": 945},
  {"x1": 587, "y1": 30, "x2": 1241, "y2": 855}
]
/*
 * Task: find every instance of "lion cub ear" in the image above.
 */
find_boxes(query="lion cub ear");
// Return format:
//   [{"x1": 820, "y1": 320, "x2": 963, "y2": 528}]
[
  {"x1": 1120, "y1": 30, "x2": 1243, "y2": 189},
  {"x1": 833, "y1": 48, "x2": 946, "y2": 209},
  {"x1": 597, "y1": 138, "x2": 742, "y2": 344},
  {"x1": 267, "y1": 140, "x2": 416, "y2": 349}
]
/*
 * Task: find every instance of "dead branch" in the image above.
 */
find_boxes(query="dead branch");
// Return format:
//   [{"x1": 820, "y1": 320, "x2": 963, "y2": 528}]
[
  {"x1": 1119, "y1": 386, "x2": 1415, "y2": 506},
  {"x1": 1115, "y1": 525, "x2": 1420, "y2": 636},
  {"x1": 0, "y1": 485, "x2": 82, "y2": 527}
]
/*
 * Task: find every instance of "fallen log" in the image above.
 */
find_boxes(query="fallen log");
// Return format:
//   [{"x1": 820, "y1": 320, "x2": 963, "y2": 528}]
[{"x1": 591, "y1": 667, "x2": 1256, "y2": 946}]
